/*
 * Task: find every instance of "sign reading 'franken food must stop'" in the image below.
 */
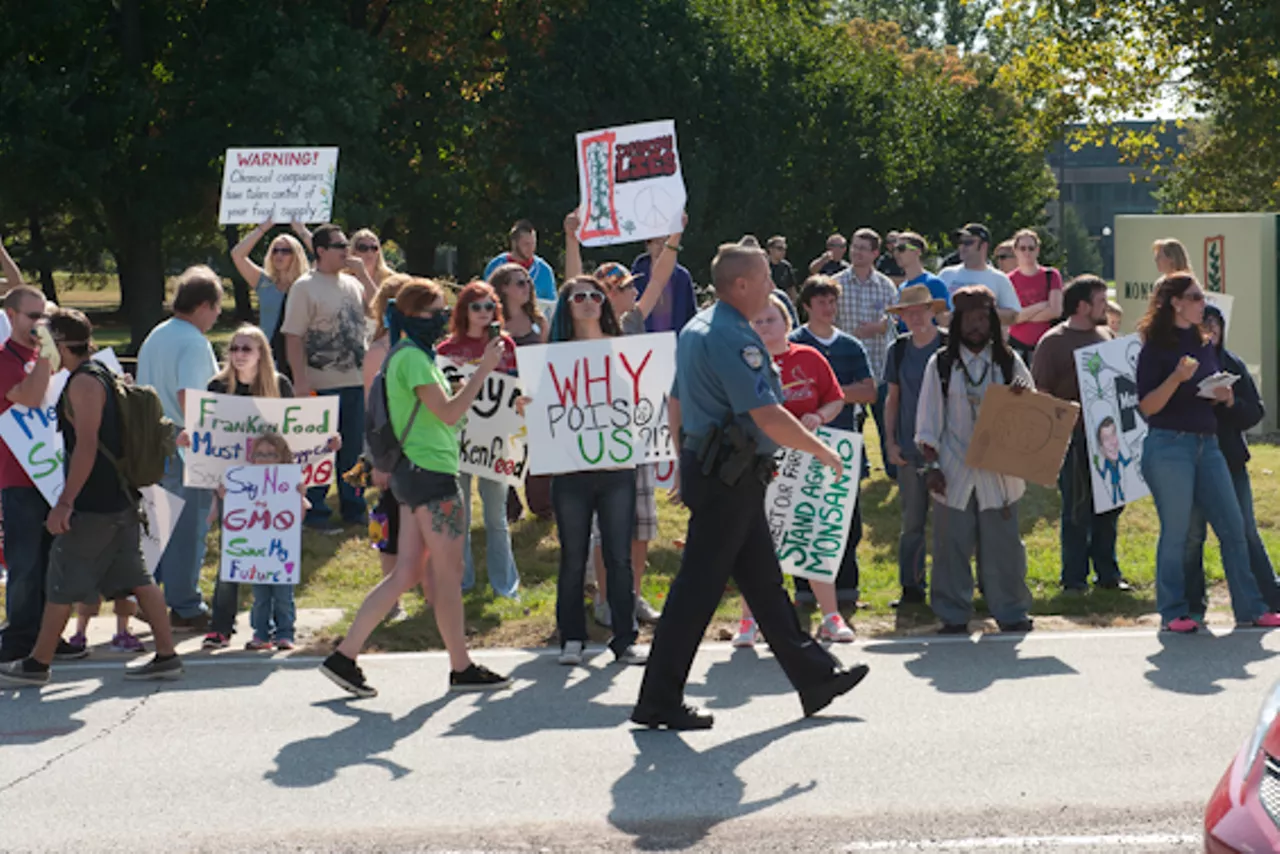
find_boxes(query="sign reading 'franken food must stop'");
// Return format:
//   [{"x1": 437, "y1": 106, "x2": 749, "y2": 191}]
[
  {"x1": 516, "y1": 333, "x2": 677, "y2": 475},
  {"x1": 765, "y1": 427, "x2": 864, "y2": 583},
  {"x1": 218, "y1": 147, "x2": 339, "y2": 225}
]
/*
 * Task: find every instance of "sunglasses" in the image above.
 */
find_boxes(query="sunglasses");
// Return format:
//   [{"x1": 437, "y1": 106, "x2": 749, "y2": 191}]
[
  {"x1": 994, "y1": 253, "x2": 1014, "y2": 261},
  {"x1": 355, "y1": 243, "x2": 379, "y2": 253},
  {"x1": 227, "y1": 344, "x2": 256, "y2": 353},
  {"x1": 893, "y1": 244, "x2": 920, "y2": 254},
  {"x1": 270, "y1": 246, "x2": 294, "y2": 256},
  {"x1": 323, "y1": 241, "x2": 350, "y2": 251},
  {"x1": 958, "y1": 238, "x2": 979, "y2": 247},
  {"x1": 570, "y1": 290, "x2": 605, "y2": 304},
  {"x1": 468, "y1": 300, "x2": 496, "y2": 312}
]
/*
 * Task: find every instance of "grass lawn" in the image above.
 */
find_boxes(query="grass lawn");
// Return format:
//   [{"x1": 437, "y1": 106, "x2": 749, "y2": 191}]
[{"x1": 1, "y1": 277, "x2": 1264, "y2": 651}]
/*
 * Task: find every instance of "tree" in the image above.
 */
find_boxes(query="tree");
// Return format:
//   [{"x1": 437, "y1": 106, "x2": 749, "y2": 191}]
[
  {"x1": 828, "y1": 0, "x2": 1000, "y2": 51},
  {"x1": 1059, "y1": 205, "x2": 1102, "y2": 277}
]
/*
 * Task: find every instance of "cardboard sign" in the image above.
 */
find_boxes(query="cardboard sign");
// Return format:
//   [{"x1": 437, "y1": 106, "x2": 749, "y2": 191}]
[
  {"x1": 765, "y1": 427, "x2": 864, "y2": 582},
  {"x1": 218, "y1": 464, "x2": 303, "y2": 585},
  {"x1": 1074, "y1": 334, "x2": 1150, "y2": 512},
  {"x1": 575, "y1": 120, "x2": 685, "y2": 247},
  {"x1": 965, "y1": 385, "x2": 1080, "y2": 487},
  {"x1": 182, "y1": 392, "x2": 339, "y2": 489},
  {"x1": 515, "y1": 332, "x2": 677, "y2": 475},
  {"x1": 438, "y1": 358, "x2": 528, "y2": 486},
  {"x1": 218, "y1": 147, "x2": 339, "y2": 225}
]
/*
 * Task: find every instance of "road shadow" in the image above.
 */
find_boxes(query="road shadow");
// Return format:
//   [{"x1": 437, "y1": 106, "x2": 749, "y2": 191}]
[
  {"x1": 609, "y1": 717, "x2": 856, "y2": 850},
  {"x1": 1144, "y1": 629, "x2": 1279, "y2": 696},
  {"x1": 684, "y1": 647, "x2": 795, "y2": 711},
  {"x1": 265, "y1": 694, "x2": 456, "y2": 788},
  {"x1": 863, "y1": 635, "x2": 1077, "y2": 694}
]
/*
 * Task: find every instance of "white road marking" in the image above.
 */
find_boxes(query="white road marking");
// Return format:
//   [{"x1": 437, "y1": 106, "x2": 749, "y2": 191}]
[{"x1": 842, "y1": 832, "x2": 1200, "y2": 851}]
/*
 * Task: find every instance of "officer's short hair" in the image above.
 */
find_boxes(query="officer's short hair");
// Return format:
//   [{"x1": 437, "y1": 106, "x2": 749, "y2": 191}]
[{"x1": 711, "y1": 243, "x2": 766, "y2": 291}]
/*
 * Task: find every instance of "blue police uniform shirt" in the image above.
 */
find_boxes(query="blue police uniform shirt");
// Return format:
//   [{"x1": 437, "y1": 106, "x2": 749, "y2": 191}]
[{"x1": 671, "y1": 301, "x2": 783, "y2": 455}]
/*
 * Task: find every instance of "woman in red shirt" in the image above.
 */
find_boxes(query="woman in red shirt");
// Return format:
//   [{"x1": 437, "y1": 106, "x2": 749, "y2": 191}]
[
  {"x1": 1008, "y1": 228, "x2": 1064, "y2": 361},
  {"x1": 734, "y1": 294, "x2": 854, "y2": 646},
  {"x1": 435, "y1": 281, "x2": 522, "y2": 598}
]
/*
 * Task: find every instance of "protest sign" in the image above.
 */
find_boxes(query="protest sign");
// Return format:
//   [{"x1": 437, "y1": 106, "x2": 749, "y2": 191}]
[
  {"x1": 966, "y1": 385, "x2": 1079, "y2": 487},
  {"x1": 0, "y1": 349, "x2": 127, "y2": 507},
  {"x1": 218, "y1": 464, "x2": 304, "y2": 585},
  {"x1": 1074, "y1": 334, "x2": 1150, "y2": 512},
  {"x1": 139, "y1": 486, "x2": 185, "y2": 573},
  {"x1": 1206, "y1": 292, "x2": 1234, "y2": 332},
  {"x1": 438, "y1": 357, "x2": 528, "y2": 486},
  {"x1": 516, "y1": 332, "x2": 677, "y2": 475},
  {"x1": 765, "y1": 427, "x2": 863, "y2": 583},
  {"x1": 218, "y1": 147, "x2": 339, "y2": 225},
  {"x1": 182, "y1": 392, "x2": 339, "y2": 489},
  {"x1": 575, "y1": 120, "x2": 685, "y2": 247}
]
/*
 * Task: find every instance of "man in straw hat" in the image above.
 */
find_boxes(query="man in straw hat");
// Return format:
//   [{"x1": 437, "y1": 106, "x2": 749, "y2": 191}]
[
  {"x1": 883, "y1": 284, "x2": 948, "y2": 608},
  {"x1": 913, "y1": 285, "x2": 1035, "y2": 634}
]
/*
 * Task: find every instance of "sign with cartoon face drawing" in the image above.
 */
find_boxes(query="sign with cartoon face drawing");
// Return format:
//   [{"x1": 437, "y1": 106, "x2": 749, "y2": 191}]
[{"x1": 1074, "y1": 334, "x2": 1149, "y2": 513}]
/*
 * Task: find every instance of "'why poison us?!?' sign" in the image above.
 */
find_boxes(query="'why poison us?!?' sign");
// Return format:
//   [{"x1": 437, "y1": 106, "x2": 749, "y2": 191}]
[
  {"x1": 575, "y1": 120, "x2": 685, "y2": 247},
  {"x1": 765, "y1": 427, "x2": 864, "y2": 582},
  {"x1": 218, "y1": 147, "x2": 339, "y2": 225},
  {"x1": 219, "y1": 464, "x2": 304, "y2": 586},
  {"x1": 516, "y1": 332, "x2": 677, "y2": 476}
]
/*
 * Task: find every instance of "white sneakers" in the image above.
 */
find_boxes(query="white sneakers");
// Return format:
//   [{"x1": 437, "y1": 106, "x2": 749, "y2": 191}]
[
  {"x1": 732, "y1": 619, "x2": 759, "y2": 648},
  {"x1": 820, "y1": 613, "x2": 855, "y2": 643},
  {"x1": 558, "y1": 640, "x2": 584, "y2": 665}
]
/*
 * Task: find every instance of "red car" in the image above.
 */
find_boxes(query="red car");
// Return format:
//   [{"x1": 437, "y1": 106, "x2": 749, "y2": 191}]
[{"x1": 1205, "y1": 682, "x2": 1280, "y2": 852}]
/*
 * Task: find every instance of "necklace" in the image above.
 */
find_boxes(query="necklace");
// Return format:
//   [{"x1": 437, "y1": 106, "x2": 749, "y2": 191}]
[{"x1": 959, "y1": 352, "x2": 989, "y2": 420}]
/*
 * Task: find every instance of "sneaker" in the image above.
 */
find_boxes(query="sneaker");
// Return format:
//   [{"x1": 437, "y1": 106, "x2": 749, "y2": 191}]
[
  {"x1": 109, "y1": 632, "x2": 146, "y2": 654},
  {"x1": 0, "y1": 658, "x2": 51, "y2": 687},
  {"x1": 593, "y1": 601, "x2": 612, "y2": 629},
  {"x1": 449, "y1": 663, "x2": 512, "y2": 692},
  {"x1": 384, "y1": 603, "x2": 409, "y2": 624},
  {"x1": 615, "y1": 644, "x2": 648, "y2": 665},
  {"x1": 273, "y1": 639, "x2": 296, "y2": 651},
  {"x1": 1254, "y1": 613, "x2": 1280, "y2": 628},
  {"x1": 635, "y1": 597, "x2": 662, "y2": 625},
  {"x1": 245, "y1": 638, "x2": 272, "y2": 651},
  {"x1": 559, "y1": 640, "x2": 584, "y2": 666},
  {"x1": 124, "y1": 653, "x2": 183, "y2": 681},
  {"x1": 55, "y1": 638, "x2": 89, "y2": 661},
  {"x1": 1097, "y1": 579, "x2": 1135, "y2": 592},
  {"x1": 1162, "y1": 617, "x2": 1199, "y2": 634},
  {"x1": 320, "y1": 652, "x2": 377, "y2": 698},
  {"x1": 201, "y1": 632, "x2": 230, "y2": 650},
  {"x1": 732, "y1": 619, "x2": 758, "y2": 648},
  {"x1": 170, "y1": 611, "x2": 210, "y2": 633},
  {"x1": 66, "y1": 633, "x2": 89, "y2": 654},
  {"x1": 819, "y1": 614, "x2": 855, "y2": 643}
]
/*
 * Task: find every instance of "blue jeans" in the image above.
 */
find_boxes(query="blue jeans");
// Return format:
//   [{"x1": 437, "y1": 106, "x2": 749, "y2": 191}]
[
  {"x1": 1141, "y1": 429, "x2": 1265, "y2": 624},
  {"x1": 156, "y1": 453, "x2": 213, "y2": 619},
  {"x1": 1186, "y1": 466, "x2": 1280, "y2": 617},
  {"x1": 0, "y1": 487, "x2": 52, "y2": 656},
  {"x1": 871, "y1": 382, "x2": 897, "y2": 480},
  {"x1": 250, "y1": 584, "x2": 296, "y2": 642},
  {"x1": 305, "y1": 385, "x2": 366, "y2": 526},
  {"x1": 552, "y1": 469, "x2": 637, "y2": 654},
  {"x1": 459, "y1": 473, "x2": 520, "y2": 598},
  {"x1": 1059, "y1": 437, "x2": 1122, "y2": 589}
]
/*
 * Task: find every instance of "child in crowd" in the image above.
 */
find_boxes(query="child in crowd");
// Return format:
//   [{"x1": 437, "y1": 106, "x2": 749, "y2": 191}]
[
  {"x1": 208, "y1": 432, "x2": 308, "y2": 651},
  {"x1": 68, "y1": 596, "x2": 145, "y2": 654},
  {"x1": 1106, "y1": 300, "x2": 1123, "y2": 334}
]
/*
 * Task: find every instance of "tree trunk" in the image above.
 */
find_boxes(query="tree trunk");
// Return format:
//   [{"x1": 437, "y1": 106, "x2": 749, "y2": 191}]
[
  {"x1": 105, "y1": 210, "x2": 166, "y2": 354},
  {"x1": 26, "y1": 212, "x2": 58, "y2": 303},
  {"x1": 404, "y1": 209, "x2": 441, "y2": 277},
  {"x1": 223, "y1": 224, "x2": 254, "y2": 323}
]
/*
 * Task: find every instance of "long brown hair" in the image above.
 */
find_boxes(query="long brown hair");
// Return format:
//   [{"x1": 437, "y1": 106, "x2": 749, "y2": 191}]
[
  {"x1": 449, "y1": 280, "x2": 504, "y2": 339},
  {"x1": 1136, "y1": 273, "x2": 1206, "y2": 349},
  {"x1": 371, "y1": 273, "x2": 412, "y2": 341},
  {"x1": 490, "y1": 262, "x2": 545, "y2": 328},
  {"x1": 212, "y1": 325, "x2": 281, "y2": 397}
]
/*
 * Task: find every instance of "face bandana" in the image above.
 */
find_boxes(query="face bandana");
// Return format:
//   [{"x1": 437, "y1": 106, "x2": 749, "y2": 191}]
[{"x1": 386, "y1": 300, "x2": 451, "y2": 355}]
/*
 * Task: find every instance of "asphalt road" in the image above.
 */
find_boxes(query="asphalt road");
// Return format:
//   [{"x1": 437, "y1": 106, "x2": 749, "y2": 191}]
[{"x1": 3, "y1": 626, "x2": 1276, "y2": 853}]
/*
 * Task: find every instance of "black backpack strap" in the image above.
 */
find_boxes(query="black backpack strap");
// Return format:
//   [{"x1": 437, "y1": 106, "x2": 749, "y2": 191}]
[{"x1": 936, "y1": 348, "x2": 954, "y2": 401}]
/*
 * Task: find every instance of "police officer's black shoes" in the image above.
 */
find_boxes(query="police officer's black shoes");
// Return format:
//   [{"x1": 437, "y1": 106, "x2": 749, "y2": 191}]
[
  {"x1": 800, "y1": 663, "x2": 870, "y2": 718},
  {"x1": 630, "y1": 703, "x2": 714, "y2": 730}
]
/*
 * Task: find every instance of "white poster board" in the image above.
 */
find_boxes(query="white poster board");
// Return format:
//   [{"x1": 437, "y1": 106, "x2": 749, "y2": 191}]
[
  {"x1": 1206, "y1": 292, "x2": 1234, "y2": 333},
  {"x1": 437, "y1": 357, "x2": 528, "y2": 486},
  {"x1": 138, "y1": 485, "x2": 186, "y2": 574},
  {"x1": 218, "y1": 464, "x2": 304, "y2": 585},
  {"x1": 218, "y1": 147, "x2": 339, "y2": 224},
  {"x1": 765, "y1": 427, "x2": 864, "y2": 582},
  {"x1": 575, "y1": 120, "x2": 685, "y2": 247},
  {"x1": 1074, "y1": 334, "x2": 1149, "y2": 513},
  {"x1": 516, "y1": 332, "x2": 677, "y2": 475},
  {"x1": 182, "y1": 392, "x2": 339, "y2": 489}
]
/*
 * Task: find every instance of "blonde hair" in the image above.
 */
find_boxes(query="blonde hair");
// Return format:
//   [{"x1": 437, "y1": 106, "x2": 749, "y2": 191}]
[
  {"x1": 352, "y1": 229, "x2": 395, "y2": 284},
  {"x1": 766, "y1": 293, "x2": 793, "y2": 336},
  {"x1": 249, "y1": 431, "x2": 293, "y2": 464},
  {"x1": 371, "y1": 273, "x2": 412, "y2": 341},
  {"x1": 265, "y1": 234, "x2": 309, "y2": 288},
  {"x1": 1153, "y1": 238, "x2": 1191, "y2": 273},
  {"x1": 212, "y1": 325, "x2": 281, "y2": 398}
]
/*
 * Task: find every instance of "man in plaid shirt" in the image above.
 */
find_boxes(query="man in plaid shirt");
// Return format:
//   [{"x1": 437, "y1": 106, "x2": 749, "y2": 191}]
[{"x1": 834, "y1": 227, "x2": 900, "y2": 478}]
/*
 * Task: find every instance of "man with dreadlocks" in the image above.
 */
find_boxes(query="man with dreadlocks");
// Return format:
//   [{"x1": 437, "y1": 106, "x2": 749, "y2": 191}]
[{"x1": 914, "y1": 286, "x2": 1035, "y2": 634}]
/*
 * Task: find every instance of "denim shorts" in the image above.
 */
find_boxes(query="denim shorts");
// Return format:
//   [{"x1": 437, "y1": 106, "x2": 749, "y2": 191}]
[{"x1": 390, "y1": 461, "x2": 461, "y2": 510}]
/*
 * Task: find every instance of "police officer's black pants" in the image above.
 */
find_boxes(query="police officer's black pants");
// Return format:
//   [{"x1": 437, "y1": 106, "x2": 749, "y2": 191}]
[{"x1": 636, "y1": 452, "x2": 839, "y2": 712}]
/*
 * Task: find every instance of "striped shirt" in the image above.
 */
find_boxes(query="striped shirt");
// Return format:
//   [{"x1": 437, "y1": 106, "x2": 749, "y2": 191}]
[
  {"x1": 914, "y1": 345, "x2": 1031, "y2": 511},
  {"x1": 833, "y1": 267, "x2": 898, "y2": 383}
]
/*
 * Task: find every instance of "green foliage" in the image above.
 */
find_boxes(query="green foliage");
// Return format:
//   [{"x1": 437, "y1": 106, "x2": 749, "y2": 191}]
[{"x1": 1059, "y1": 206, "x2": 1102, "y2": 277}]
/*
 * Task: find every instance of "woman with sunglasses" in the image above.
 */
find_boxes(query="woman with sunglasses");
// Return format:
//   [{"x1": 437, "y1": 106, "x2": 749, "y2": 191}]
[
  {"x1": 229, "y1": 216, "x2": 313, "y2": 349},
  {"x1": 1136, "y1": 273, "x2": 1280, "y2": 633},
  {"x1": 351, "y1": 229, "x2": 396, "y2": 287},
  {"x1": 436, "y1": 281, "x2": 521, "y2": 598},
  {"x1": 1008, "y1": 229, "x2": 1063, "y2": 364}
]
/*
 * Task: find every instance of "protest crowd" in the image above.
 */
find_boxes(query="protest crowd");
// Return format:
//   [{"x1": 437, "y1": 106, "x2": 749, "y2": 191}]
[{"x1": 2, "y1": 190, "x2": 1279, "y2": 729}]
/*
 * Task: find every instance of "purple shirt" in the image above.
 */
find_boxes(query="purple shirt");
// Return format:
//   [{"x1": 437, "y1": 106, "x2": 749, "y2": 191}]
[{"x1": 1136, "y1": 326, "x2": 1221, "y2": 434}]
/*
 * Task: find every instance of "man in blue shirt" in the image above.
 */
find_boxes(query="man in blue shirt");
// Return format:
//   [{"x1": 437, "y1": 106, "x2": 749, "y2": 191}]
[
  {"x1": 892, "y1": 232, "x2": 950, "y2": 332},
  {"x1": 631, "y1": 235, "x2": 698, "y2": 334},
  {"x1": 482, "y1": 219, "x2": 558, "y2": 301},
  {"x1": 632, "y1": 243, "x2": 868, "y2": 731},
  {"x1": 789, "y1": 275, "x2": 877, "y2": 607}
]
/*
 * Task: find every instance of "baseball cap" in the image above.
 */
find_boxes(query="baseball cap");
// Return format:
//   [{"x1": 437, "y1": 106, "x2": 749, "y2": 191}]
[{"x1": 955, "y1": 223, "x2": 992, "y2": 245}]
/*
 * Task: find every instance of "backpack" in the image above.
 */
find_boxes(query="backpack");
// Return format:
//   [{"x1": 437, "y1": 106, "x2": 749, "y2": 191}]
[
  {"x1": 66, "y1": 361, "x2": 176, "y2": 494},
  {"x1": 365, "y1": 340, "x2": 423, "y2": 473}
]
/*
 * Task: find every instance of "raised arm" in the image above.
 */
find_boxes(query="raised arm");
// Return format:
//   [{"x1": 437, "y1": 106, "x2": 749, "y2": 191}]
[
  {"x1": 749, "y1": 404, "x2": 843, "y2": 479},
  {"x1": 564, "y1": 210, "x2": 583, "y2": 279},
  {"x1": 230, "y1": 216, "x2": 272, "y2": 287},
  {"x1": 291, "y1": 220, "x2": 314, "y2": 256},
  {"x1": 636, "y1": 215, "x2": 687, "y2": 320}
]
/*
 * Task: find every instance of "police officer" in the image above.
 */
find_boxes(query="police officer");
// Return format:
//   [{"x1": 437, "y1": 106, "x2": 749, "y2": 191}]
[{"x1": 631, "y1": 243, "x2": 870, "y2": 731}]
